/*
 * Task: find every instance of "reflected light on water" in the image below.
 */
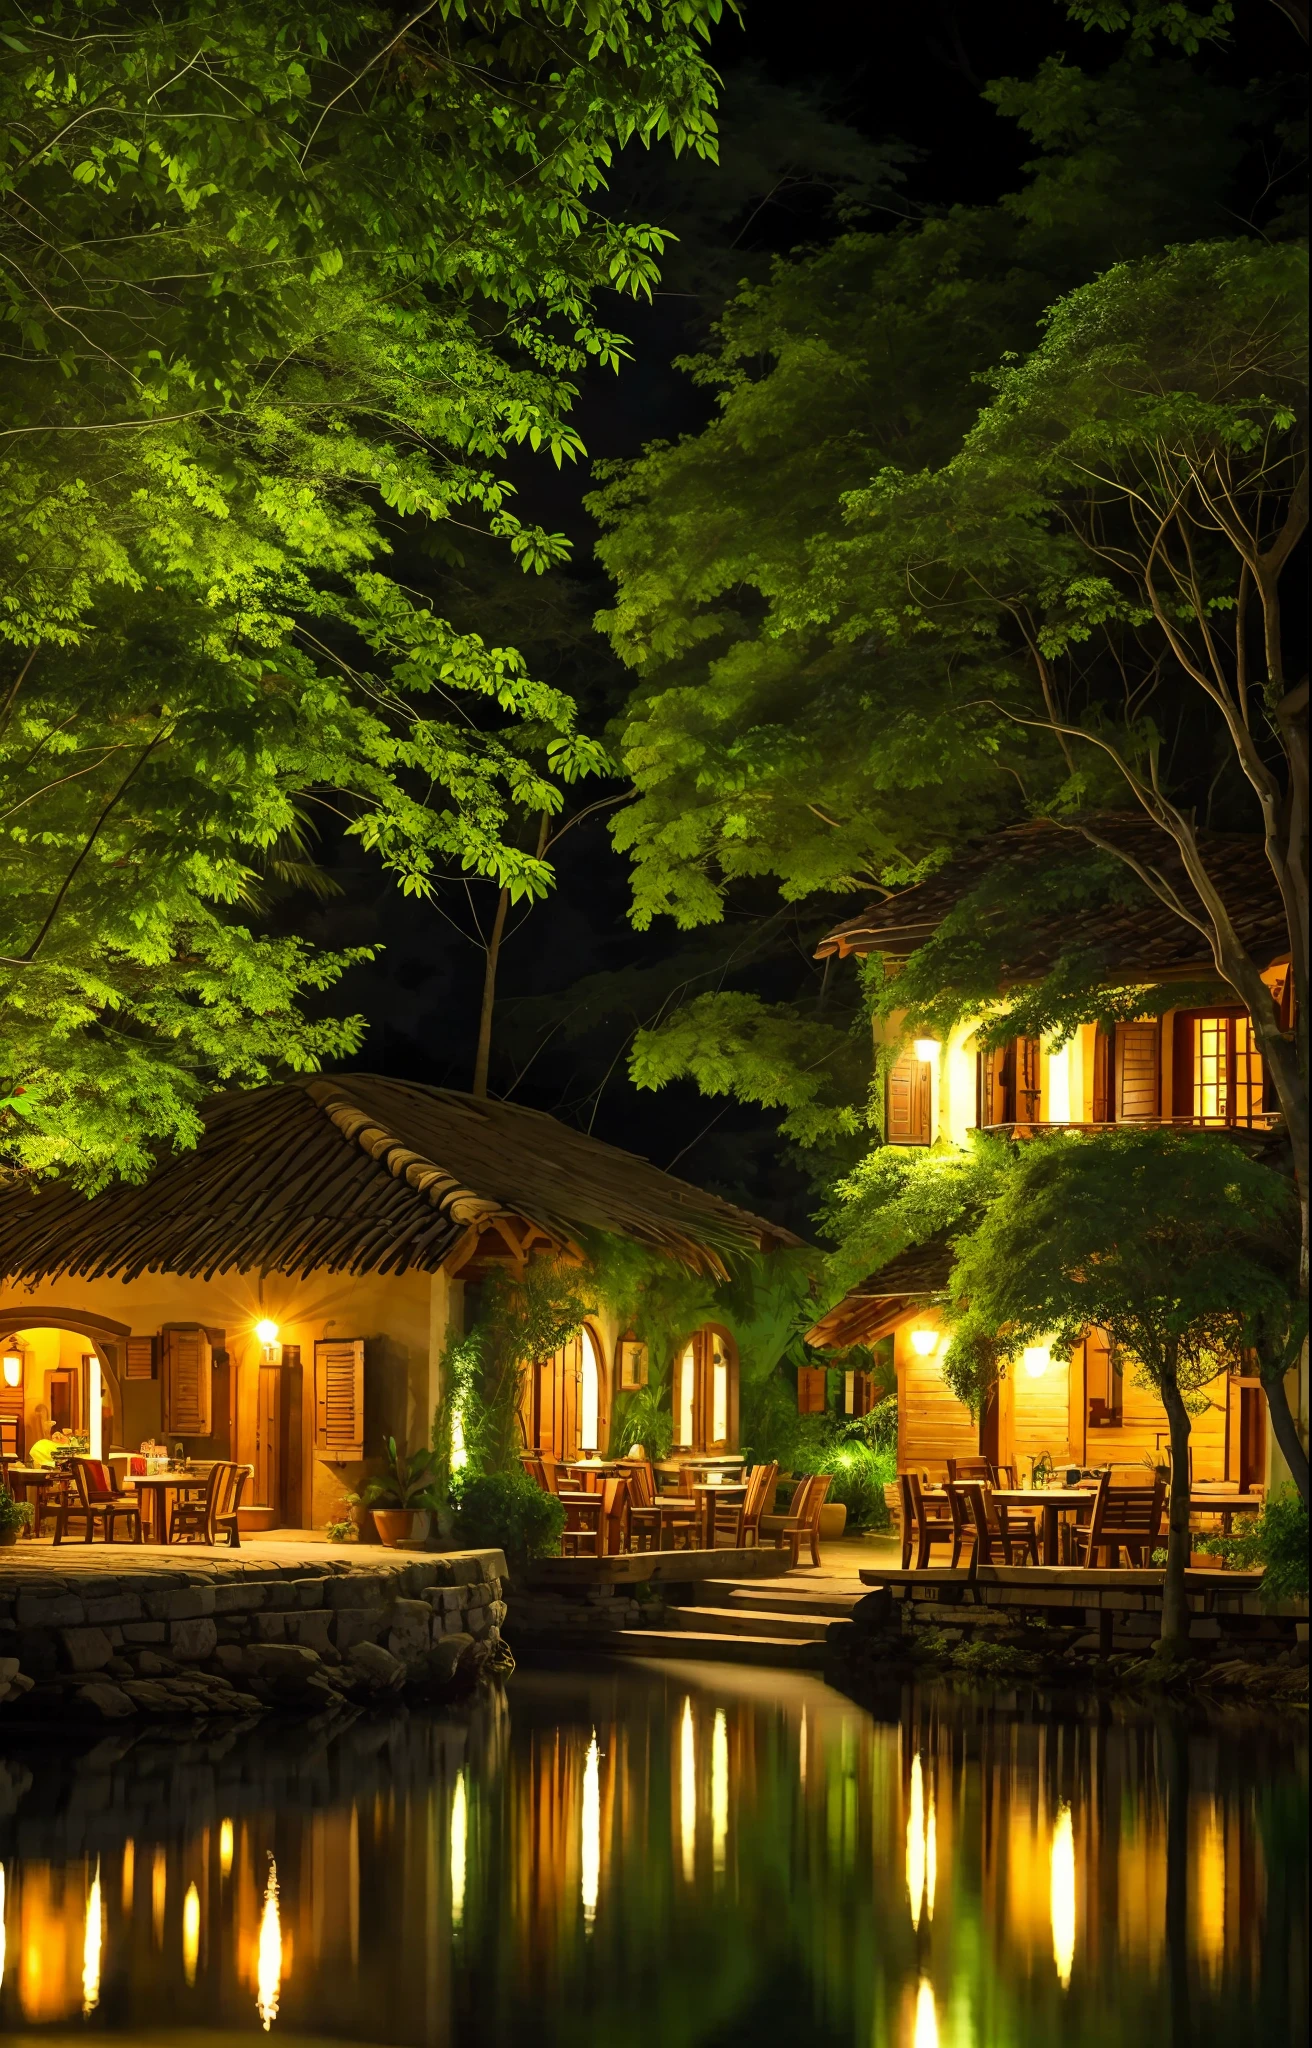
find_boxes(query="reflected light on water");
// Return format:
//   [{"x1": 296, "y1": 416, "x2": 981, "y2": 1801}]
[
  {"x1": 121, "y1": 1841, "x2": 134, "y2": 1913},
  {"x1": 256, "y1": 1856, "x2": 281, "y2": 2031},
  {"x1": 799, "y1": 1712, "x2": 807, "y2": 1788},
  {"x1": 581, "y1": 1733, "x2": 600, "y2": 1930},
  {"x1": 81, "y1": 1859, "x2": 102, "y2": 2016},
  {"x1": 712, "y1": 1709, "x2": 729, "y2": 1876},
  {"x1": 925, "y1": 1785, "x2": 937, "y2": 1924},
  {"x1": 219, "y1": 1819, "x2": 234, "y2": 1879},
  {"x1": 151, "y1": 1846, "x2": 166, "y2": 1946},
  {"x1": 1051, "y1": 1802, "x2": 1076, "y2": 1989},
  {"x1": 450, "y1": 1773, "x2": 468, "y2": 1932},
  {"x1": 907, "y1": 1754, "x2": 926, "y2": 1930},
  {"x1": 183, "y1": 1881, "x2": 200, "y2": 1987},
  {"x1": 913, "y1": 1975, "x2": 939, "y2": 2048},
  {"x1": 680, "y1": 1698, "x2": 696, "y2": 1883}
]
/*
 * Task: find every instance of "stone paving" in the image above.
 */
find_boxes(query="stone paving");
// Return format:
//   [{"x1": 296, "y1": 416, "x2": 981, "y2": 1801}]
[{"x1": 0, "y1": 1529, "x2": 414, "y2": 1581}]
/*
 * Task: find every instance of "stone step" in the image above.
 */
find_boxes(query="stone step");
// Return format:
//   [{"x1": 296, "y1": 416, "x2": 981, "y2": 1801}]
[
  {"x1": 699, "y1": 1580, "x2": 865, "y2": 1619},
  {"x1": 604, "y1": 1628, "x2": 827, "y2": 1669},
  {"x1": 666, "y1": 1605, "x2": 832, "y2": 1641}
]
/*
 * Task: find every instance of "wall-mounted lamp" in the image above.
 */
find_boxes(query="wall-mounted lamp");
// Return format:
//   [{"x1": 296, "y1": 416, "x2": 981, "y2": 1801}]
[
  {"x1": 2, "y1": 1350, "x2": 22, "y2": 1388},
  {"x1": 913, "y1": 1038, "x2": 941, "y2": 1064},
  {"x1": 1022, "y1": 1344, "x2": 1052, "y2": 1379},
  {"x1": 909, "y1": 1328, "x2": 939, "y2": 1357},
  {"x1": 255, "y1": 1318, "x2": 280, "y2": 1364}
]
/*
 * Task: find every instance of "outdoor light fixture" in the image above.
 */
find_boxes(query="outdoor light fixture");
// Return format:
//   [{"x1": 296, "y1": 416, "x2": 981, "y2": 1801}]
[
  {"x1": 913, "y1": 1038, "x2": 941, "y2": 1063},
  {"x1": 1022, "y1": 1344, "x2": 1052, "y2": 1379},
  {"x1": 255, "y1": 1319, "x2": 279, "y2": 1346},
  {"x1": 909, "y1": 1328, "x2": 939, "y2": 1357},
  {"x1": 2, "y1": 1350, "x2": 21, "y2": 1388}
]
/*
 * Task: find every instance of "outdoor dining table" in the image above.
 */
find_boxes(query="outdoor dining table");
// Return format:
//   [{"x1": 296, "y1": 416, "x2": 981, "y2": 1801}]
[
  {"x1": 692, "y1": 1481, "x2": 748, "y2": 1550},
  {"x1": 4, "y1": 1464, "x2": 71, "y2": 1538},
  {"x1": 125, "y1": 1471, "x2": 208, "y2": 1543},
  {"x1": 1188, "y1": 1490, "x2": 1263, "y2": 1537},
  {"x1": 991, "y1": 1487, "x2": 1097, "y2": 1566}
]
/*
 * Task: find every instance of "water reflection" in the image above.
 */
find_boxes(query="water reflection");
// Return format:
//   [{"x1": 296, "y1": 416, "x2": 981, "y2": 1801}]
[{"x1": 0, "y1": 1665, "x2": 1302, "y2": 2046}]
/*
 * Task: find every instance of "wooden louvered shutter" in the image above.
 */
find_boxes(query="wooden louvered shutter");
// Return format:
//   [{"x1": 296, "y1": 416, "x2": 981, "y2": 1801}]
[
  {"x1": 125, "y1": 1335, "x2": 157, "y2": 1381},
  {"x1": 1092, "y1": 1027, "x2": 1115, "y2": 1123},
  {"x1": 1015, "y1": 1037, "x2": 1042, "y2": 1125},
  {"x1": 886, "y1": 1049, "x2": 931, "y2": 1144},
  {"x1": 161, "y1": 1325, "x2": 212, "y2": 1435},
  {"x1": 1171, "y1": 1011, "x2": 1194, "y2": 1118},
  {"x1": 314, "y1": 1339, "x2": 365, "y2": 1461},
  {"x1": 1115, "y1": 1021, "x2": 1160, "y2": 1121},
  {"x1": 797, "y1": 1366, "x2": 827, "y2": 1415}
]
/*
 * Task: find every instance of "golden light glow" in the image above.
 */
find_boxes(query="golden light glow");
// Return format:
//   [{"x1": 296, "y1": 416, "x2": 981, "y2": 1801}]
[
  {"x1": 2, "y1": 1352, "x2": 21, "y2": 1388},
  {"x1": 121, "y1": 1841, "x2": 134, "y2": 1913},
  {"x1": 450, "y1": 1773, "x2": 467, "y2": 1930},
  {"x1": 581, "y1": 1732, "x2": 601, "y2": 1930},
  {"x1": 798, "y1": 1712, "x2": 807, "y2": 1788},
  {"x1": 255, "y1": 1318, "x2": 279, "y2": 1346},
  {"x1": 678, "y1": 1343, "x2": 695, "y2": 1449},
  {"x1": 712, "y1": 1337, "x2": 728, "y2": 1446},
  {"x1": 81, "y1": 1859, "x2": 102, "y2": 2016},
  {"x1": 712, "y1": 1709, "x2": 729, "y2": 1876},
  {"x1": 907, "y1": 1753, "x2": 926, "y2": 1931},
  {"x1": 1051, "y1": 1802, "x2": 1076, "y2": 1989},
  {"x1": 580, "y1": 1328, "x2": 601, "y2": 1454},
  {"x1": 913, "y1": 1976, "x2": 939, "y2": 2048},
  {"x1": 0, "y1": 1864, "x2": 7, "y2": 1996},
  {"x1": 1195, "y1": 1805, "x2": 1225, "y2": 1973},
  {"x1": 913, "y1": 1038, "x2": 941, "y2": 1064},
  {"x1": 152, "y1": 1847, "x2": 166, "y2": 1946},
  {"x1": 256, "y1": 1856, "x2": 281, "y2": 2031},
  {"x1": 1045, "y1": 1040, "x2": 1071, "y2": 1123},
  {"x1": 680, "y1": 1697, "x2": 696, "y2": 1883},
  {"x1": 1022, "y1": 1344, "x2": 1051, "y2": 1379},
  {"x1": 219, "y1": 1819, "x2": 234, "y2": 1879},
  {"x1": 925, "y1": 1786, "x2": 937, "y2": 1924},
  {"x1": 183, "y1": 1881, "x2": 200, "y2": 1986},
  {"x1": 909, "y1": 1328, "x2": 939, "y2": 1358},
  {"x1": 451, "y1": 1407, "x2": 468, "y2": 1473}
]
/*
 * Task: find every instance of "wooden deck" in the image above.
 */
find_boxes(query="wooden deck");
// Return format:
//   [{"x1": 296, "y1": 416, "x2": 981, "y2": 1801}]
[{"x1": 859, "y1": 1561, "x2": 1299, "y2": 1617}]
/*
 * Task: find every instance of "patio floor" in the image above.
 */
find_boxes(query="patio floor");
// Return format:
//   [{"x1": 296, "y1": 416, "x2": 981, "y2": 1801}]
[{"x1": 0, "y1": 1529, "x2": 408, "y2": 1581}]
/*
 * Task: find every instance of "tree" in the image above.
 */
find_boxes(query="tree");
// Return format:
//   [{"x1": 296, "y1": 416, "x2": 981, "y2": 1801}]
[
  {"x1": 0, "y1": 0, "x2": 726, "y2": 1181},
  {"x1": 945, "y1": 1127, "x2": 1301, "y2": 1647}
]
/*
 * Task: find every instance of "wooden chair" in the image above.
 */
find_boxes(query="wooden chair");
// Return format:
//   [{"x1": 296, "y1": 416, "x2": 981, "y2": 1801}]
[
  {"x1": 169, "y1": 1461, "x2": 245, "y2": 1547},
  {"x1": 1074, "y1": 1474, "x2": 1164, "y2": 1568},
  {"x1": 539, "y1": 1451, "x2": 563, "y2": 1496},
  {"x1": 772, "y1": 1472, "x2": 833, "y2": 1567},
  {"x1": 711, "y1": 1459, "x2": 777, "y2": 1548},
  {"x1": 946, "y1": 1457, "x2": 994, "y2": 1483},
  {"x1": 53, "y1": 1457, "x2": 143, "y2": 1545},
  {"x1": 898, "y1": 1471, "x2": 959, "y2": 1569},
  {"x1": 599, "y1": 1475, "x2": 630, "y2": 1557},
  {"x1": 560, "y1": 1490, "x2": 604, "y2": 1557}
]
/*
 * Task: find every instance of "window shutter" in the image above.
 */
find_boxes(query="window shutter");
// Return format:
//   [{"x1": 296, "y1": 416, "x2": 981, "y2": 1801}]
[
  {"x1": 161, "y1": 1325, "x2": 212, "y2": 1436},
  {"x1": 796, "y1": 1366, "x2": 827, "y2": 1415},
  {"x1": 1171, "y1": 1012, "x2": 1193, "y2": 1118},
  {"x1": 313, "y1": 1339, "x2": 365, "y2": 1461},
  {"x1": 1115, "y1": 1021, "x2": 1160, "y2": 1121},
  {"x1": 125, "y1": 1335, "x2": 157, "y2": 1381},
  {"x1": 1016, "y1": 1037, "x2": 1042, "y2": 1125},
  {"x1": 886, "y1": 1049, "x2": 931, "y2": 1144},
  {"x1": 1092, "y1": 1027, "x2": 1114, "y2": 1123}
]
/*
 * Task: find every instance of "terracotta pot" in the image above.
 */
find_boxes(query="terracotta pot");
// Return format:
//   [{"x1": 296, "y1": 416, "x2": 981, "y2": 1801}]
[
  {"x1": 818, "y1": 1502, "x2": 847, "y2": 1541},
  {"x1": 371, "y1": 1507, "x2": 431, "y2": 1549}
]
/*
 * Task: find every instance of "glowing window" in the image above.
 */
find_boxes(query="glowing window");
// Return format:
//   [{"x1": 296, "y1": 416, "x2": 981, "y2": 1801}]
[
  {"x1": 677, "y1": 1343, "x2": 695, "y2": 1448},
  {"x1": 1193, "y1": 1015, "x2": 1227, "y2": 1122},
  {"x1": 711, "y1": 1336, "x2": 728, "y2": 1446},
  {"x1": 580, "y1": 1327, "x2": 601, "y2": 1453}
]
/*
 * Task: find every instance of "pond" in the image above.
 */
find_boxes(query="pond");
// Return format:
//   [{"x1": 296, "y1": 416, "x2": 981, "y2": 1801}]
[{"x1": 0, "y1": 1661, "x2": 1304, "y2": 2047}]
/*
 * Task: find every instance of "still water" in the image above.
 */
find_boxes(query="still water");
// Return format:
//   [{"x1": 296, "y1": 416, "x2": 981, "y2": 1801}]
[{"x1": 0, "y1": 1662, "x2": 1304, "y2": 2048}]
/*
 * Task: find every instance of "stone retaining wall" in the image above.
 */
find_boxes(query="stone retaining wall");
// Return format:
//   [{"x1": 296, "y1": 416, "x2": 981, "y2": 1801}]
[{"x1": 0, "y1": 1550, "x2": 508, "y2": 1725}]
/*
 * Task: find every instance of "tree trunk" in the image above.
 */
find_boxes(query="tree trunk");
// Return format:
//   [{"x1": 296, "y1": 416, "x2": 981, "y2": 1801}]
[
  {"x1": 471, "y1": 884, "x2": 510, "y2": 1100},
  {"x1": 1159, "y1": 1375, "x2": 1194, "y2": 1651},
  {"x1": 1262, "y1": 1353, "x2": 1310, "y2": 1505}
]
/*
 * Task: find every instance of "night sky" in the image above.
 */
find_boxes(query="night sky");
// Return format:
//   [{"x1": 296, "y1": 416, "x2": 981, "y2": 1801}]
[{"x1": 300, "y1": 0, "x2": 1298, "y2": 1228}]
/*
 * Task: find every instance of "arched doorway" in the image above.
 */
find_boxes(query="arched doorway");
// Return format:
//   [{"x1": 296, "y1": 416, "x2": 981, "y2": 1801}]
[
  {"x1": 522, "y1": 1323, "x2": 609, "y2": 1460},
  {"x1": 0, "y1": 1307, "x2": 126, "y2": 1461},
  {"x1": 671, "y1": 1326, "x2": 738, "y2": 1454}
]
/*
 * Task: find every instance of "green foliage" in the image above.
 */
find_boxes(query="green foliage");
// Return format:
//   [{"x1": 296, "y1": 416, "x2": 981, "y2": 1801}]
[
  {"x1": 629, "y1": 990, "x2": 872, "y2": 1148},
  {"x1": 817, "y1": 1135, "x2": 1012, "y2": 1299},
  {"x1": 612, "y1": 1384, "x2": 677, "y2": 1462},
  {"x1": 1212, "y1": 1488, "x2": 1310, "y2": 1603},
  {"x1": 450, "y1": 1467, "x2": 566, "y2": 1569},
  {"x1": 451, "y1": 1261, "x2": 599, "y2": 1476},
  {"x1": 823, "y1": 1438, "x2": 894, "y2": 1531},
  {"x1": 0, "y1": 1487, "x2": 33, "y2": 1536},
  {"x1": 0, "y1": 0, "x2": 726, "y2": 1180},
  {"x1": 350, "y1": 1436, "x2": 442, "y2": 1513}
]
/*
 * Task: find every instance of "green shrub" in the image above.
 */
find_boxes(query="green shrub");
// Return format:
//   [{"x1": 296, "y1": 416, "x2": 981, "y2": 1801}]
[
  {"x1": 0, "y1": 1488, "x2": 32, "y2": 1537},
  {"x1": 612, "y1": 1383, "x2": 676, "y2": 1461},
  {"x1": 451, "y1": 1469, "x2": 566, "y2": 1568},
  {"x1": 1213, "y1": 1487, "x2": 1309, "y2": 1601},
  {"x1": 823, "y1": 1441, "x2": 894, "y2": 1530}
]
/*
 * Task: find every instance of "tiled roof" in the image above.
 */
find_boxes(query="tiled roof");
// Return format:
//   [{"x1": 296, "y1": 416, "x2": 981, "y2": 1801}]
[{"x1": 805, "y1": 1234, "x2": 954, "y2": 1349}]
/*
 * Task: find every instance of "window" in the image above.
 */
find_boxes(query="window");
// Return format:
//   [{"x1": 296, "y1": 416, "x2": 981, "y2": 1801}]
[
  {"x1": 579, "y1": 1326, "x2": 601, "y2": 1454},
  {"x1": 977, "y1": 1038, "x2": 1041, "y2": 1128},
  {"x1": 673, "y1": 1327, "x2": 738, "y2": 1451},
  {"x1": 1172, "y1": 1009, "x2": 1268, "y2": 1127}
]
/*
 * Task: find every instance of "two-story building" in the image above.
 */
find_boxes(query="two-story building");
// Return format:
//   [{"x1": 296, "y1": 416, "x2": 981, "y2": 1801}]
[{"x1": 806, "y1": 820, "x2": 1302, "y2": 1492}]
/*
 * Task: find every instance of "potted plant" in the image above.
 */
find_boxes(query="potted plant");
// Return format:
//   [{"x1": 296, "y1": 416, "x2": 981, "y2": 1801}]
[
  {"x1": 349, "y1": 1437, "x2": 442, "y2": 1547},
  {"x1": 0, "y1": 1487, "x2": 33, "y2": 1546}
]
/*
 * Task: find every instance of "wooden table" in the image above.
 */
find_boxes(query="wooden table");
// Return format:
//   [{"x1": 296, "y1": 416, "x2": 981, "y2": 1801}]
[
  {"x1": 692, "y1": 1482, "x2": 747, "y2": 1550},
  {"x1": 991, "y1": 1487, "x2": 1096, "y2": 1566},
  {"x1": 5, "y1": 1464, "x2": 70, "y2": 1538},
  {"x1": 1188, "y1": 1490, "x2": 1263, "y2": 1537},
  {"x1": 126, "y1": 1472, "x2": 207, "y2": 1543}
]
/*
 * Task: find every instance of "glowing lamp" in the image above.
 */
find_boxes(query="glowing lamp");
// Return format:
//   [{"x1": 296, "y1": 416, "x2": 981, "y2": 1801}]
[
  {"x1": 1022, "y1": 1344, "x2": 1052, "y2": 1379},
  {"x1": 909, "y1": 1328, "x2": 939, "y2": 1357},
  {"x1": 255, "y1": 1319, "x2": 279, "y2": 1346},
  {"x1": 913, "y1": 1038, "x2": 941, "y2": 1063},
  {"x1": 2, "y1": 1351, "x2": 22, "y2": 1388}
]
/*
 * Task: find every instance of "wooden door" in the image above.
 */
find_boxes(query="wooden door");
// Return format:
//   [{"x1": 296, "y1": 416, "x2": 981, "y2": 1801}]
[
  {"x1": 1238, "y1": 1385, "x2": 1265, "y2": 1491},
  {"x1": 887, "y1": 1048, "x2": 932, "y2": 1143},
  {"x1": 253, "y1": 1364, "x2": 285, "y2": 1518},
  {"x1": 533, "y1": 1338, "x2": 582, "y2": 1459}
]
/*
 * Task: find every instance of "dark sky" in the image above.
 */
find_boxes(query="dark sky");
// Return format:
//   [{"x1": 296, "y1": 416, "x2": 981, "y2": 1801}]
[{"x1": 302, "y1": 1, "x2": 1300, "y2": 1225}]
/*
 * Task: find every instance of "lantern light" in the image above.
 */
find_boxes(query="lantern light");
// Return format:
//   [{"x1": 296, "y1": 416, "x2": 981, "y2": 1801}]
[
  {"x1": 255, "y1": 1319, "x2": 279, "y2": 1346},
  {"x1": 2, "y1": 1351, "x2": 21, "y2": 1388},
  {"x1": 909, "y1": 1328, "x2": 939, "y2": 1357},
  {"x1": 1022, "y1": 1344, "x2": 1052, "y2": 1379},
  {"x1": 913, "y1": 1038, "x2": 941, "y2": 1063}
]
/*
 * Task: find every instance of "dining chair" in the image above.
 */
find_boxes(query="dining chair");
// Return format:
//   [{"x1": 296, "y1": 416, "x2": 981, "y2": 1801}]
[
  {"x1": 946, "y1": 1457, "x2": 995, "y2": 1484},
  {"x1": 771, "y1": 1472, "x2": 833, "y2": 1568},
  {"x1": 169, "y1": 1461, "x2": 245, "y2": 1546},
  {"x1": 899, "y1": 1471, "x2": 958, "y2": 1569},
  {"x1": 1074, "y1": 1475, "x2": 1164, "y2": 1567},
  {"x1": 598, "y1": 1475, "x2": 630, "y2": 1557},
  {"x1": 54, "y1": 1457, "x2": 143, "y2": 1545}
]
